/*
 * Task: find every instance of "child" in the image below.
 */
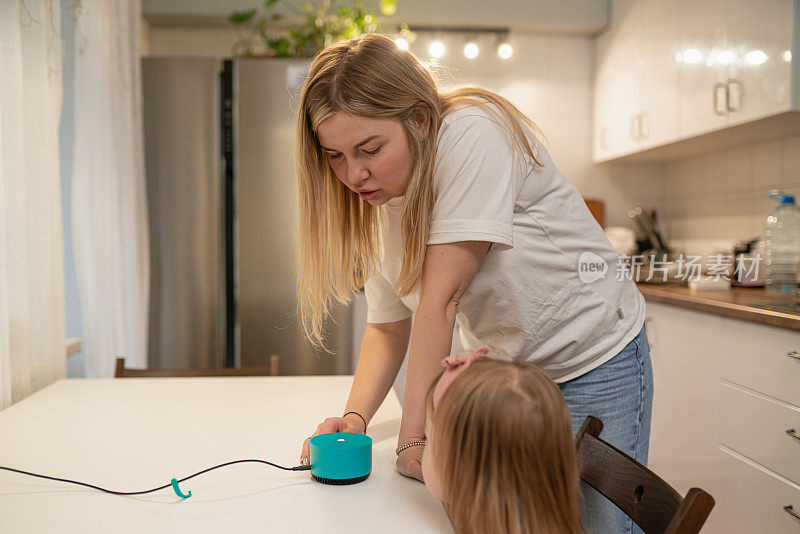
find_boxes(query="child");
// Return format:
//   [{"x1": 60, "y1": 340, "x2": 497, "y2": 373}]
[{"x1": 421, "y1": 346, "x2": 584, "y2": 534}]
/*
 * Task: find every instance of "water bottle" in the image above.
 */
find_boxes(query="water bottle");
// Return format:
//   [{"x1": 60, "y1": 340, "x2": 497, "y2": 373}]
[{"x1": 764, "y1": 190, "x2": 800, "y2": 294}]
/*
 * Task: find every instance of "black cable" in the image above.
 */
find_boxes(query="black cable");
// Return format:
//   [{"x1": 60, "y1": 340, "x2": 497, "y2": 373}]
[{"x1": 0, "y1": 460, "x2": 312, "y2": 496}]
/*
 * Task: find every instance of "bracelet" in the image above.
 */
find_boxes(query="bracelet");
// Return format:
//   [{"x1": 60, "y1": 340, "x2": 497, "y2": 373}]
[
  {"x1": 343, "y1": 411, "x2": 367, "y2": 434},
  {"x1": 395, "y1": 440, "x2": 426, "y2": 455}
]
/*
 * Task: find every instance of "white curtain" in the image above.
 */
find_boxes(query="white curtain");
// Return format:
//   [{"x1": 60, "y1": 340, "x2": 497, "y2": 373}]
[
  {"x1": 0, "y1": 0, "x2": 67, "y2": 411},
  {"x1": 71, "y1": 0, "x2": 149, "y2": 378}
]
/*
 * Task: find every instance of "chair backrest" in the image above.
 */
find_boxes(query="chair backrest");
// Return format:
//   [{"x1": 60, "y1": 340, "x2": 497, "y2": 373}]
[
  {"x1": 115, "y1": 354, "x2": 280, "y2": 378},
  {"x1": 575, "y1": 416, "x2": 714, "y2": 534}
]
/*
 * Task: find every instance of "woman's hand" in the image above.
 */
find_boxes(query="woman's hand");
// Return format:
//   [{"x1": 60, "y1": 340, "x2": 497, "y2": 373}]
[
  {"x1": 396, "y1": 443, "x2": 424, "y2": 482},
  {"x1": 300, "y1": 415, "x2": 365, "y2": 466}
]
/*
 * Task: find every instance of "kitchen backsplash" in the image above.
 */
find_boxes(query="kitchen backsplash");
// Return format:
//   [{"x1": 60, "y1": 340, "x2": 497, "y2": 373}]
[{"x1": 661, "y1": 133, "x2": 800, "y2": 257}]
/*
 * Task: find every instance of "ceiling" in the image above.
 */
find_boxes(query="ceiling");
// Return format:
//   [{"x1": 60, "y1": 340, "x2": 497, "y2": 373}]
[{"x1": 142, "y1": 0, "x2": 609, "y2": 34}]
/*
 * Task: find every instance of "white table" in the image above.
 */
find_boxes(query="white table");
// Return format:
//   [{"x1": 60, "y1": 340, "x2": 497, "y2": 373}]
[{"x1": 0, "y1": 376, "x2": 453, "y2": 533}]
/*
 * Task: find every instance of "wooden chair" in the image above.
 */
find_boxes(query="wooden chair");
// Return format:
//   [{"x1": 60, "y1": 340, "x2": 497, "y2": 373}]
[
  {"x1": 576, "y1": 416, "x2": 715, "y2": 534},
  {"x1": 115, "y1": 355, "x2": 280, "y2": 378}
]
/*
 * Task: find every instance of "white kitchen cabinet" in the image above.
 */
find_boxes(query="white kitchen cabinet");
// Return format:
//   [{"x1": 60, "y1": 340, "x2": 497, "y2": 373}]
[
  {"x1": 593, "y1": 30, "x2": 615, "y2": 158},
  {"x1": 645, "y1": 300, "x2": 800, "y2": 531},
  {"x1": 676, "y1": 0, "x2": 729, "y2": 138},
  {"x1": 594, "y1": 0, "x2": 798, "y2": 163},
  {"x1": 719, "y1": 383, "x2": 800, "y2": 487},
  {"x1": 593, "y1": 0, "x2": 679, "y2": 160},
  {"x1": 709, "y1": 448, "x2": 800, "y2": 532},
  {"x1": 594, "y1": 1, "x2": 642, "y2": 160},
  {"x1": 639, "y1": 0, "x2": 680, "y2": 149},
  {"x1": 725, "y1": 0, "x2": 794, "y2": 126},
  {"x1": 679, "y1": 0, "x2": 794, "y2": 135},
  {"x1": 645, "y1": 303, "x2": 727, "y2": 531},
  {"x1": 719, "y1": 317, "x2": 800, "y2": 409}
]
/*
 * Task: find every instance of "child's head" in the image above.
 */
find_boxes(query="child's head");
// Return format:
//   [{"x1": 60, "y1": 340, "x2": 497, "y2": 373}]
[{"x1": 422, "y1": 349, "x2": 583, "y2": 534}]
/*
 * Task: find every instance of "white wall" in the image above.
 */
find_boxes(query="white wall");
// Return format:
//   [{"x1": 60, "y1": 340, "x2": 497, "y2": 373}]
[{"x1": 146, "y1": 24, "x2": 239, "y2": 57}]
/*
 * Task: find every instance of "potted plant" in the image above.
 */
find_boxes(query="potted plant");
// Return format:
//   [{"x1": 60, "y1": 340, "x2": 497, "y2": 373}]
[{"x1": 229, "y1": 0, "x2": 414, "y2": 58}]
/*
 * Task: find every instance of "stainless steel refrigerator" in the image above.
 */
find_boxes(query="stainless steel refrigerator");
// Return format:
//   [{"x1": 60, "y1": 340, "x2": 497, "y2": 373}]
[{"x1": 142, "y1": 57, "x2": 353, "y2": 375}]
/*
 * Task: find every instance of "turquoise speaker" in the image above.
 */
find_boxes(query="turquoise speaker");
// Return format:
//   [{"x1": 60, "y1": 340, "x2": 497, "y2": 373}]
[{"x1": 309, "y1": 432, "x2": 372, "y2": 485}]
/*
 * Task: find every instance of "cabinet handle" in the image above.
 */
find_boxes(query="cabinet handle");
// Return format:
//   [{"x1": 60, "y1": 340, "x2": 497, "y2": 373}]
[
  {"x1": 639, "y1": 112, "x2": 649, "y2": 141},
  {"x1": 787, "y1": 429, "x2": 800, "y2": 441},
  {"x1": 788, "y1": 351, "x2": 800, "y2": 360},
  {"x1": 727, "y1": 79, "x2": 742, "y2": 112},
  {"x1": 784, "y1": 505, "x2": 800, "y2": 521},
  {"x1": 713, "y1": 82, "x2": 728, "y2": 116},
  {"x1": 630, "y1": 115, "x2": 639, "y2": 140}
]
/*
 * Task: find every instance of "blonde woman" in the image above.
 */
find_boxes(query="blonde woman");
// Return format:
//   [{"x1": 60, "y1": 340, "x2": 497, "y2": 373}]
[
  {"x1": 422, "y1": 346, "x2": 584, "y2": 534},
  {"x1": 295, "y1": 33, "x2": 652, "y2": 533}
]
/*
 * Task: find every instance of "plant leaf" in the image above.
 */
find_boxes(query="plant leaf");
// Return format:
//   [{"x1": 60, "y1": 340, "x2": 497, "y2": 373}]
[{"x1": 228, "y1": 8, "x2": 257, "y2": 25}]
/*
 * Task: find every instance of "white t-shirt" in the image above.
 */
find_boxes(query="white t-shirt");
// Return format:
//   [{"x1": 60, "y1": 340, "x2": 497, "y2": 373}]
[{"x1": 364, "y1": 102, "x2": 646, "y2": 383}]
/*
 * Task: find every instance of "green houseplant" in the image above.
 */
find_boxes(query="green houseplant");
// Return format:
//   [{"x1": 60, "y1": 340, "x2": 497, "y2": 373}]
[{"x1": 229, "y1": 0, "x2": 413, "y2": 58}]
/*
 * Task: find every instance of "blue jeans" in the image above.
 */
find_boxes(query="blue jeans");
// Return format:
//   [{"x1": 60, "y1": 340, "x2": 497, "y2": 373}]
[{"x1": 559, "y1": 324, "x2": 653, "y2": 534}]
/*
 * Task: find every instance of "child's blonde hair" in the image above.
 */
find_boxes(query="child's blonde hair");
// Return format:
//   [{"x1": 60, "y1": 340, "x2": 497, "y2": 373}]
[
  {"x1": 426, "y1": 360, "x2": 583, "y2": 534},
  {"x1": 293, "y1": 32, "x2": 544, "y2": 351}
]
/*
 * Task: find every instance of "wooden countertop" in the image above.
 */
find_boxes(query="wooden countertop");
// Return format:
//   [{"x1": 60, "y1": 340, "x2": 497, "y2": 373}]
[{"x1": 637, "y1": 283, "x2": 800, "y2": 332}]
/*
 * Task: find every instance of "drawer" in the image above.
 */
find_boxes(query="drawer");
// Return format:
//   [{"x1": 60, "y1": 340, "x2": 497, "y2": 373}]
[
  {"x1": 720, "y1": 318, "x2": 800, "y2": 408},
  {"x1": 720, "y1": 383, "x2": 800, "y2": 486},
  {"x1": 706, "y1": 448, "x2": 800, "y2": 533}
]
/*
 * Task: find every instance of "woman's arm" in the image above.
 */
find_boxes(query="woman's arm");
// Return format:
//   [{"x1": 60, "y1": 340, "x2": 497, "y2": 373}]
[
  {"x1": 344, "y1": 318, "x2": 412, "y2": 426},
  {"x1": 396, "y1": 240, "x2": 490, "y2": 480},
  {"x1": 300, "y1": 317, "x2": 411, "y2": 464}
]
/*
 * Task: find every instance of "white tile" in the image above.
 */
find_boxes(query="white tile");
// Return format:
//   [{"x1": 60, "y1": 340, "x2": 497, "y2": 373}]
[
  {"x1": 696, "y1": 213, "x2": 751, "y2": 240},
  {"x1": 663, "y1": 161, "x2": 686, "y2": 199},
  {"x1": 783, "y1": 135, "x2": 800, "y2": 187},
  {"x1": 496, "y1": 79, "x2": 550, "y2": 118},
  {"x1": 545, "y1": 77, "x2": 592, "y2": 118},
  {"x1": 547, "y1": 35, "x2": 593, "y2": 79},
  {"x1": 543, "y1": 116, "x2": 591, "y2": 158},
  {"x1": 749, "y1": 205, "x2": 769, "y2": 237},
  {"x1": 701, "y1": 147, "x2": 752, "y2": 195},
  {"x1": 603, "y1": 163, "x2": 666, "y2": 198},
  {"x1": 555, "y1": 160, "x2": 594, "y2": 189},
  {"x1": 683, "y1": 215, "x2": 714, "y2": 239},
  {"x1": 704, "y1": 192, "x2": 753, "y2": 218},
  {"x1": 668, "y1": 196, "x2": 705, "y2": 218},
  {"x1": 667, "y1": 218, "x2": 691, "y2": 241},
  {"x1": 662, "y1": 197, "x2": 682, "y2": 219},
  {"x1": 753, "y1": 139, "x2": 783, "y2": 191},
  {"x1": 665, "y1": 158, "x2": 704, "y2": 199},
  {"x1": 505, "y1": 33, "x2": 550, "y2": 75}
]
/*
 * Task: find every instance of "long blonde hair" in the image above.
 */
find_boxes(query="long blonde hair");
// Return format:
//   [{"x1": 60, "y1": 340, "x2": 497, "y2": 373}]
[
  {"x1": 426, "y1": 360, "x2": 584, "y2": 534},
  {"x1": 294, "y1": 33, "x2": 544, "y2": 350}
]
